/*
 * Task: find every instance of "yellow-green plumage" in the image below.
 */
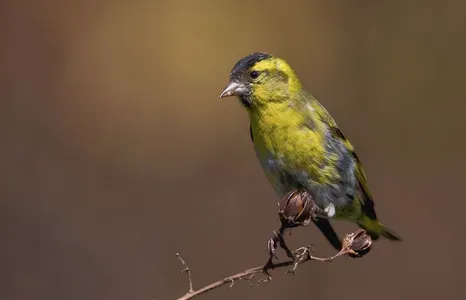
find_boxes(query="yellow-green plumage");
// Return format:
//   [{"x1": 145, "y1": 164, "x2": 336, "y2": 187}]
[
  {"x1": 250, "y1": 102, "x2": 337, "y2": 186},
  {"x1": 220, "y1": 53, "x2": 401, "y2": 246}
]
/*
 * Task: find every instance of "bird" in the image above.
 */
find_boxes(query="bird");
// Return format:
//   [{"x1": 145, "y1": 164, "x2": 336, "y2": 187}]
[{"x1": 220, "y1": 52, "x2": 401, "y2": 252}]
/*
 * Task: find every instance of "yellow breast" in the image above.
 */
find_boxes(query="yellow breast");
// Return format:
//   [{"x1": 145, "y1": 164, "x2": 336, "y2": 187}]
[{"x1": 249, "y1": 103, "x2": 337, "y2": 184}]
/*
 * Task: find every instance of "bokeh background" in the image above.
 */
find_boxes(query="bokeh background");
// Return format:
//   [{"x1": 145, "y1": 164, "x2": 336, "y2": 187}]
[{"x1": 2, "y1": 0, "x2": 466, "y2": 299}]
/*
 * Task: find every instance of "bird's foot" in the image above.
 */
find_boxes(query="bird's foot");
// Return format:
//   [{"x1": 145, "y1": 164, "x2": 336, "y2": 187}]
[{"x1": 307, "y1": 198, "x2": 320, "y2": 222}]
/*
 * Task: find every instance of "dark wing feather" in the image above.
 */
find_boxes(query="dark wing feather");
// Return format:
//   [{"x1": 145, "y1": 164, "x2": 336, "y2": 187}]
[
  {"x1": 330, "y1": 126, "x2": 378, "y2": 219},
  {"x1": 249, "y1": 123, "x2": 254, "y2": 142},
  {"x1": 313, "y1": 99, "x2": 378, "y2": 220},
  {"x1": 312, "y1": 218, "x2": 342, "y2": 251}
]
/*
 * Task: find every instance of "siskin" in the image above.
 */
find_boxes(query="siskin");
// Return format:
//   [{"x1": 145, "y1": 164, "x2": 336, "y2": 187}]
[{"x1": 220, "y1": 53, "x2": 401, "y2": 251}]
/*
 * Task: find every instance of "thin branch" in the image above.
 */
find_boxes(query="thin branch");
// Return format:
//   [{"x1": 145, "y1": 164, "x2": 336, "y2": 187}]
[
  {"x1": 176, "y1": 253, "x2": 193, "y2": 293},
  {"x1": 174, "y1": 237, "x2": 361, "y2": 300},
  {"x1": 172, "y1": 189, "x2": 373, "y2": 300}
]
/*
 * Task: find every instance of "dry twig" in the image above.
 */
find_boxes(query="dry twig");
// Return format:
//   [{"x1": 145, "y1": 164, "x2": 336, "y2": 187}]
[
  {"x1": 174, "y1": 229, "x2": 371, "y2": 300},
  {"x1": 173, "y1": 191, "x2": 372, "y2": 300},
  {"x1": 176, "y1": 253, "x2": 193, "y2": 293}
]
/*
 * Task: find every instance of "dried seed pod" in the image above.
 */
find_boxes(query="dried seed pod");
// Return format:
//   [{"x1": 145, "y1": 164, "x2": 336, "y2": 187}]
[
  {"x1": 342, "y1": 229, "x2": 372, "y2": 257},
  {"x1": 278, "y1": 190, "x2": 318, "y2": 228}
]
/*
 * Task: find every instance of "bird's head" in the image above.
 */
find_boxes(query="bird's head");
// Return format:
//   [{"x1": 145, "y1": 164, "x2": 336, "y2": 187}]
[{"x1": 219, "y1": 52, "x2": 302, "y2": 109}]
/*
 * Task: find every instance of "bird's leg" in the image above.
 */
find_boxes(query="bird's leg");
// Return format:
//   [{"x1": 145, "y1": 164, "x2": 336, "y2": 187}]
[
  {"x1": 306, "y1": 197, "x2": 320, "y2": 222},
  {"x1": 304, "y1": 195, "x2": 333, "y2": 222}
]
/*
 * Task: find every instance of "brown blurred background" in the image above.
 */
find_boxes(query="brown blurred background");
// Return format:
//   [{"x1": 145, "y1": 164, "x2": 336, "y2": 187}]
[{"x1": 2, "y1": 0, "x2": 466, "y2": 299}]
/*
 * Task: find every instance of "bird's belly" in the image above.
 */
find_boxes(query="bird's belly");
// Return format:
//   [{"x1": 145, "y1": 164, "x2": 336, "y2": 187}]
[
  {"x1": 255, "y1": 147, "x2": 320, "y2": 200},
  {"x1": 256, "y1": 150, "x2": 298, "y2": 198},
  {"x1": 254, "y1": 144, "x2": 349, "y2": 217}
]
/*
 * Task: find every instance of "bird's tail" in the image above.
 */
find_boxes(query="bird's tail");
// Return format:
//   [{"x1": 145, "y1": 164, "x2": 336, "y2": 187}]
[{"x1": 356, "y1": 215, "x2": 402, "y2": 241}]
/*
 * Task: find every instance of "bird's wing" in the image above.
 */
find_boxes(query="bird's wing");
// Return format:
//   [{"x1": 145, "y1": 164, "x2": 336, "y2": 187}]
[
  {"x1": 310, "y1": 98, "x2": 378, "y2": 219},
  {"x1": 312, "y1": 218, "x2": 343, "y2": 251},
  {"x1": 249, "y1": 123, "x2": 254, "y2": 142},
  {"x1": 250, "y1": 108, "x2": 345, "y2": 250}
]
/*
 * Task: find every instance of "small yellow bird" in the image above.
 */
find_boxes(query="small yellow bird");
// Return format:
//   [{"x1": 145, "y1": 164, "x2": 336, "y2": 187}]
[{"x1": 220, "y1": 53, "x2": 401, "y2": 250}]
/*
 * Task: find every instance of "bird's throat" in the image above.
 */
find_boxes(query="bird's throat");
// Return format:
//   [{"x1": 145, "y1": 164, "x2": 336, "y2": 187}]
[{"x1": 238, "y1": 95, "x2": 252, "y2": 108}]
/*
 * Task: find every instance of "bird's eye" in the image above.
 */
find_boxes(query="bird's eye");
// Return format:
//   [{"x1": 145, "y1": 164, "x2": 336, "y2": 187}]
[{"x1": 250, "y1": 71, "x2": 259, "y2": 79}]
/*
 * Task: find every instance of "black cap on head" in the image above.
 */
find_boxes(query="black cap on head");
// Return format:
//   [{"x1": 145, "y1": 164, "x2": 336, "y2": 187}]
[
  {"x1": 220, "y1": 52, "x2": 273, "y2": 105},
  {"x1": 230, "y1": 52, "x2": 272, "y2": 76}
]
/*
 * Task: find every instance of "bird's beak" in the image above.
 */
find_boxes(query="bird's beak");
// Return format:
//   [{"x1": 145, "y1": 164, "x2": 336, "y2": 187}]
[{"x1": 219, "y1": 81, "x2": 247, "y2": 98}]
